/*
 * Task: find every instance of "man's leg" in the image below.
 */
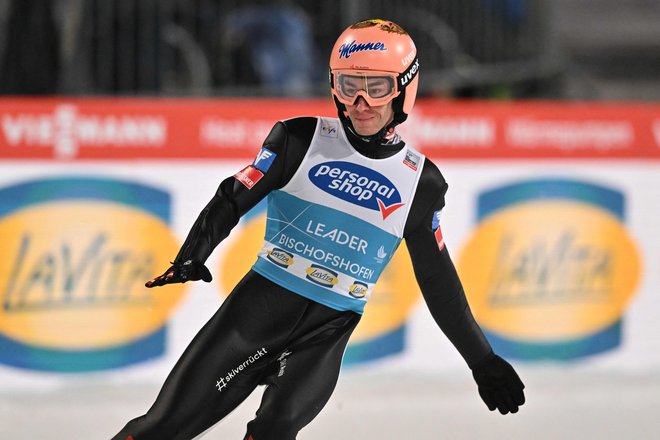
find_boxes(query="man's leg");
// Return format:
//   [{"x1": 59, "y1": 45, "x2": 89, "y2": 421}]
[
  {"x1": 112, "y1": 272, "x2": 301, "y2": 440},
  {"x1": 244, "y1": 314, "x2": 359, "y2": 440}
]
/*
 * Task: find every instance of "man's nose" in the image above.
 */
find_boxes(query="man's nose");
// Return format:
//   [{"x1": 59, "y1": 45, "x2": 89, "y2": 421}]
[{"x1": 353, "y1": 96, "x2": 371, "y2": 110}]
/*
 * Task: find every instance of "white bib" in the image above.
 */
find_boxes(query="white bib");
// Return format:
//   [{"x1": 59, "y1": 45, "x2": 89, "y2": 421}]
[{"x1": 252, "y1": 117, "x2": 425, "y2": 313}]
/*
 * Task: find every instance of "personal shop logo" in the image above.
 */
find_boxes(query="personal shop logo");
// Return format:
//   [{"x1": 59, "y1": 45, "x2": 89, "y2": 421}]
[{"x1": 308, "y1": 161, "x2": 404, "y2": 219}]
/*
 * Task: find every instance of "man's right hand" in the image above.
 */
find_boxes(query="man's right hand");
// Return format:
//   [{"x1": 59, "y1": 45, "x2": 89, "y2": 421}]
[{"x1": 145, "y1": 260, "x2": 212, "y2": 288}]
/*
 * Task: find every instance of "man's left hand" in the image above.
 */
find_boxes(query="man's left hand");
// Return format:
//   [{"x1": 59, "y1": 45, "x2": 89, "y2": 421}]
[{"x1": 471, "y1": 353, "x2": 525, "y2": 414}]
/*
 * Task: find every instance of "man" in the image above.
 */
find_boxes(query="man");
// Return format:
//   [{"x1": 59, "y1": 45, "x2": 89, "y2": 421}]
[{"x1": 113, "y1": 18, "x2": 525, "y2": 440}]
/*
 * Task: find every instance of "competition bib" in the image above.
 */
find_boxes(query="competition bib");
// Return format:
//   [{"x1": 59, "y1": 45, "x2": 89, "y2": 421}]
[{"x1": 252, "y1": 117, "x2": 425, "y2": 313}]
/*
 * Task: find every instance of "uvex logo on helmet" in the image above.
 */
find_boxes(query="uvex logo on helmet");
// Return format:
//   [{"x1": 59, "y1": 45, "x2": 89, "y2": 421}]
[
  {"x1": 399, "y1": 58, "x2": 419, "y2": 87},
  {"x1": 309, "y1": 161, "x2": 404, "y2": 220}
]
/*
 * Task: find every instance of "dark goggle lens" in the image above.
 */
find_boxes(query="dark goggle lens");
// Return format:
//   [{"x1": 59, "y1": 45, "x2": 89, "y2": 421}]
[{"x1": 338, "y1": 75, "x2": 395, "y2": 99}]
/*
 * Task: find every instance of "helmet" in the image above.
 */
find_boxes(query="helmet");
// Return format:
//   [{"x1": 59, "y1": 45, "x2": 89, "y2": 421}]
[{"x1": 329, "y1": 19, "x2": 419, "y2": 127}]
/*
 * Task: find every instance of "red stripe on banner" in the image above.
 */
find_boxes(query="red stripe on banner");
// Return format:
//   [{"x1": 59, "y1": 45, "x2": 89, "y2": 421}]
[
  {"x1": 1, "y1": 98, "x2": 659, "y2": 160},
  {"x1": 0, "y1": 98, "x2": 335, "y2": 160},
  {"x1": 398, "y1": 100, "x2": 660, "y2": 159}
]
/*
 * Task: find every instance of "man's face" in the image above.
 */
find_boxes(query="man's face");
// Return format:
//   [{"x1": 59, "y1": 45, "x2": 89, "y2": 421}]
[{"x1": 345, "y1": 96, "x2": 394, "y2": 136}]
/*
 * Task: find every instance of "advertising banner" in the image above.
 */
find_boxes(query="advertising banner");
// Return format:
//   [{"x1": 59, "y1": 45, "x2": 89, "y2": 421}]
[
  {"x1": 1, "y1": 98, "x2": 659, "y2": 160},
  {"x1": 457, "y1": 178, "x2": 641, "y2": 360},
  {"x1": 0, "y1": 98, "x2": 658, "y2": 389}
]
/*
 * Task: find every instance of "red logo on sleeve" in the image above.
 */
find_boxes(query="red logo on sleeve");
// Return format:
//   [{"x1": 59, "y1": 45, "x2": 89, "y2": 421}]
[
  {"x1": 234, "y1": 165, "x2": 264, "y2": 189},
  {"x1": 434, "y1": 225, "x2": 445, "y2": 251},
  {"x1": 432, "y1": 210, "x2": 445, "y2": 251}
]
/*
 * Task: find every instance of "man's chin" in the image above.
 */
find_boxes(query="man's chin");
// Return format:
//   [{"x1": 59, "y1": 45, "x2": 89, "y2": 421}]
[{"x1": 353, "y1": 124, "x2": 380, "y2": 137}]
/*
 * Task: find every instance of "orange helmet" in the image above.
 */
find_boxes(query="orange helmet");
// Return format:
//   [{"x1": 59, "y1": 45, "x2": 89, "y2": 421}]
[{"x1": 329, "y1": 19, "x2": 419, "y2": 126}]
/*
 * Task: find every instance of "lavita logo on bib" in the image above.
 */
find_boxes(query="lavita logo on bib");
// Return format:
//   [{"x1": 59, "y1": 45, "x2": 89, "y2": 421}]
[{"x1": 308, "y1": 161, "x2": 404, "y2": 220}]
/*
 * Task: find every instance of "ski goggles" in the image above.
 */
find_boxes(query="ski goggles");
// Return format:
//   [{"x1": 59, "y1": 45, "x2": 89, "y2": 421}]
[{"x1": 333, "y1": 70, "x2": 400, "y2": 107}]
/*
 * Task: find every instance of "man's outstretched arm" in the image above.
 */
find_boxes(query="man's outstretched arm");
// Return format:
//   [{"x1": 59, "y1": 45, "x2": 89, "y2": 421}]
[{"x1": 146, "y1": 118, "x2": 316, "y2": 288}]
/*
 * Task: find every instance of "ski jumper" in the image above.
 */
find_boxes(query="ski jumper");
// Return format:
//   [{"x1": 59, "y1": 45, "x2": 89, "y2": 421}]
[{"x1": 112, "y1": 117, "x2": 492, "y2": 440}]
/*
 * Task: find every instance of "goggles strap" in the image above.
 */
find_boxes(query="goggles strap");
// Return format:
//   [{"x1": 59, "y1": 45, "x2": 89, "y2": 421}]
[{"x1": 397, "y1": 57, "x2": 420, "y2": 90}]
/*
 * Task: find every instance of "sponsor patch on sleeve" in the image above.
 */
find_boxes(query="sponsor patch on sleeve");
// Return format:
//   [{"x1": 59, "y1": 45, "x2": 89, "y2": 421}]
[
  {"x1": 253, "y1": 147, "x2": 277, "y2": 173},
  {"x1": 432, "y1": 210, "x2": 445, "y2": 251},
  {"x1": 234, "y1": 165, "x2": 264, "y2": 189}
]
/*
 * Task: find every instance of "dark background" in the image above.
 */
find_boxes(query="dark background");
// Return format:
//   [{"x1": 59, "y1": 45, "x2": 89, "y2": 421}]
[{"x1": 0, "y1": 0, "x2": 658, "y2": 101}]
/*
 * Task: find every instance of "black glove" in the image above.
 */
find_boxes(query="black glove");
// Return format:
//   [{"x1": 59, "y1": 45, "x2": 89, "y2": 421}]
[
  {"x1": 471, "y1": 352, "x2": 525, "y2": 414},
  {"x1": 145, "y1": 259, "x2": 212, "y2": 288}
]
